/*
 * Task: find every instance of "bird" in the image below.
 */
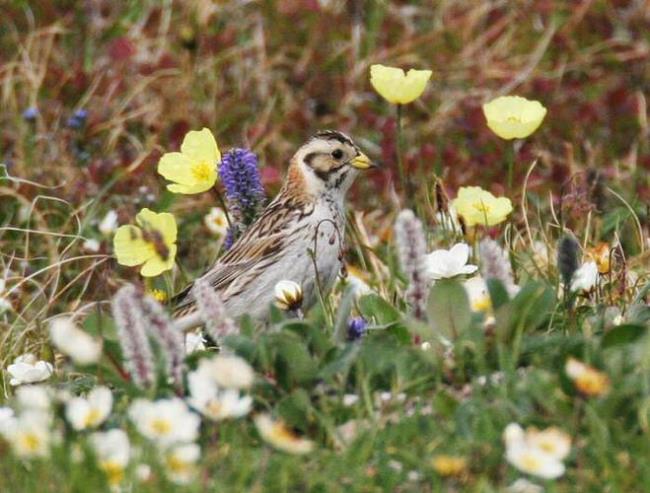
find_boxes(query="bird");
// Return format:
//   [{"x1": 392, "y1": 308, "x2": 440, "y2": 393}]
[{"x1": 172, "y1": 130, "x2": 375, "y2": 326}]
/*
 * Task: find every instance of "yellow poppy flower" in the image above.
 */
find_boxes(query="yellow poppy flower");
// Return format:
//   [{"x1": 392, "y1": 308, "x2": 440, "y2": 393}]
[
  {"x1": 565, "y1": 357, "x2": 610, "y2": 397},
  {"x1": 586, "y1": 243, "x2": 610, "y2": 274},
  {"x1": 482, "y1": 96, "x2": 547, "y2": 140},
  {"x1": 113, "y1": 208, "x2": 177, "y2": 277},
  {"x1": 451, "y1": 186, "x2": 513, "y2": 227},
  {"x1": 369, "y1": 64, "x2": 432, "y2": 105},
  {"x1": 158, "y1": 128, "x2": 220, "y2": 194}
]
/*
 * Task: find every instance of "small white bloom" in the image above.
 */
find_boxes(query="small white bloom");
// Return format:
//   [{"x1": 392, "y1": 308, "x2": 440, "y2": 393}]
[
  {"x1": 0, "y1": 292, "x2": 11, "y2": 314},
  {"x1": 7, "y1": 354, "x2": 53, "y2": 386},
  {"x1": 49, "y1": 317, "x2": 102, "y2": 365},
  {"x1": 254, "y1": 414, "x2": 314, "y2": 455},
  {"x1": 2, "y1": 410, "x2": 52, "y2": 458},
  {"x1": 65, "y1": 386, "x2": 113, "y2": 430},
  {"x1": 506, "y1": 442, "x2": 565, "y2": 480},
  {"x1": 135, "y1": 463, "x2": 152, "y2": 482},
  {"x1": 503, "y1": 423, "x2": 570, "y2": 480},
  {"x1": 204, "y1": 207, "x2": 229, "y2": 237},
  {"x1": 0, "y1": 407, "x2": 16, "y2": 434},
  {"x1": 164, "y1": 443, "x2": 201, "y2": 485},
  {"x1": 463, "y1": 276, "x2": 492, "y2": 312},
  {"x1": 15, "y1": 385, "x2": 52, "y2": 412},
  {"x1": 185, "y1": 332, "x2": 206, "y2": 354},
  {"x1": 90, "y1": 429, "x2": 130, "y2": 487},
  {"x1": 423, "y1": 243, "x2": 478, "y2": 280},
  {"x1": 342, "y1": 394, "x2": 359, "y2": 407},
  {"x1": 82, "y1": 239, "x2": 101, "y2": 253},
  {"x1": 570, "y1": 261, "x2": 598, "y2": 293},
  {"x1": 98, "y1": 210, "x2": 119, "y2": 236},
  {"x1": 195, "y1": 354, "x2": 255, "y2": 389},
  {"x1": 507, "y1": 478, "x2": 544, "y2": 493},
  {"x1": 187, "y1": 370, "x2": 252, "y2": 421},
  {"x1": 274, "y1": 280, "x2": 303, "y2": 311},
  {"x1": 129, "y1": 398, "x2": 200, "y2": 447}
]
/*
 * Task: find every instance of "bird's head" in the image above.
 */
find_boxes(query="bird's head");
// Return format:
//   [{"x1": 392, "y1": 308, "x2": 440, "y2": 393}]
[{"x1": 288, "y1": 130, "x2": 375, "y2": 199}]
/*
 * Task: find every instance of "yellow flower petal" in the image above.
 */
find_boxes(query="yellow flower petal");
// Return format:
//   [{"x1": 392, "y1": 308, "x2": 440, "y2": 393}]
[
  {"x1": 140, "y1": 244, "x2": 177, "y2": 277},
  {"x1": 180, "y1": 128, "x2": 220, "y2": 163},
  {"x1": 136, "y1": 208, "x2": 177, "y2": 245},
  {"x1": 113, "y1": 226, "x2": 154, "y2": 266},
  {"x1": 370, "y1": 64, "x2": 432, "y2": 105},
  {"x1": 158, "y1": 152, "x2": 196, "y2": 185},
  {"x1": 482, "y1": 96, "x2": 547, "y2": 140}
]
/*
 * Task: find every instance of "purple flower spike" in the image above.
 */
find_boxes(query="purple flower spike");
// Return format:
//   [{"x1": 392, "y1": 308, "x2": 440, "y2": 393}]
[
  {"x1": 347, "y1": 317, "x2": 368, "y2": 341},
  {"x1": 219, "y1": 148, "x2": 265, "y2": 247}
]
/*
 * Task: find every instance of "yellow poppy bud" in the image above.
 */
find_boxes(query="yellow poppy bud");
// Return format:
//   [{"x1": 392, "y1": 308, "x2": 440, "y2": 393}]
[
  {"x1": 482, "y1": 96, "x2": 547, "y2": 140},
  {"x1": 369, "y1": 64, "x2": 432, "y2": 105},
  {"x1": 451, "y1": 186, "x2": 513, "y2": 227}
]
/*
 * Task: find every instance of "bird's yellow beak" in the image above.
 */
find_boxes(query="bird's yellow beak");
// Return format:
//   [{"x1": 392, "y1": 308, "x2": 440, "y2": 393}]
[{"x1": 350, "y1": 152, "x2": 374, "y2": 170}]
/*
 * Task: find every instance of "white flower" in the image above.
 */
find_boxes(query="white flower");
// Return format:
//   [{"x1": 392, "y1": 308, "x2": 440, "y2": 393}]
[
  {"x1": 423, "y1": 243, "x2": 478, "y2": 280},
  {"x1": 342, "y1": 394, "x2": 359, "y2": 407},
  {"x1": 16, "y1": 385, "x2": 52, "y2": 412},
  {"x1": 187, "y1": 370, "x2": 252, "y2": 421},
  {"x1": 507, "y1": 478, "x2": 544, "y2": 493},
  {"x1": 195, "y1": 354, "x2": 255, "y2": 389},
  {"x1": 65, "y1": 386, "x2": 113, "y2": 430},
  {"x1": 0, "y1": 407, "x2": 16, "y2": 435},
  {"x1": 463, "y1": 277, "x2": 492, "y2": 312},
  {"x1": 90, "y1": 429, "x2": 130, "y2": 487},
  {"x1": 185, "y1": 331, "x2": 206, "y2": 354},
  {"x1": 204, "y1": 207, "x2": 229, "y2": 237},
  {"x1": 99, "y1": 210, "x2": 119, "y2": 236},
  {"x1": 82, "y1": 239, "x2": 101, "y2": 253},
  {"x1": 254, "y1": 414, "x2": 314, "y2": 455},
  {"x1": 7, "y1": 354, "x2": 53, "y2": 386},
  {"x1": 504, "y1": 423, "x2": 570, "y2": 480},
  {"x1": 2, "y1": 410, "x2": 52, "y2": 458},
  {"x1": 49, "y1": 317, "x2": 102, "y2": 365},
  {"x1": 129, "y1": 398, "x2": 200, "y2": 447},
  {"x1": 570, "y1": 261, "x2": 598, "y2": 293},
  {"x1": 339, "y1": 267, "x2": 373, "y2": 298},
  {"x1": 274, "y1": 280, "x2": 303, "y2": 311},
  {"x1": 164, "y1": 443, "x2": 201, "y2": 485}
]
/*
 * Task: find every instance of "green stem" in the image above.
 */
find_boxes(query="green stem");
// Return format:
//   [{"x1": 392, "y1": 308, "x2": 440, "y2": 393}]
[
  {"x1": 506, "y1": 141, "x2": 515, "y2": 192},
  {"x1": 396, "y1": 104, "x2": 410, "y2": 208}
]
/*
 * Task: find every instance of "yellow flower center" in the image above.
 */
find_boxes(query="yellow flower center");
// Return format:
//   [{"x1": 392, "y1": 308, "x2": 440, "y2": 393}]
[
  {"x1": 520, "y1": 452, "x2": 542, "y2": 472},
  {"x1": 84, "y1": 408, "x2": 103, "y2": 427},
  {"x1": 206, "y1": 400, "x2": 223, "y2": 417},
  {"x1": 167, "y1": 455, "x2": 191, "y2": 474},
  {"x1": 576, "y1": 372, "x2": 608, "y2": 396},
  {"x1": 101, "y1": 461, "x2": 125, "y2": 485},
  {"x1": 151, "y1": 418, "x2": 172, "y2": 435},
  {"x1": 506, "y1": 115, "x2": 522, "y2": 123},
  {"x1": 270, "y1": 423, "x2": 300, "y2": 445},
  {"x1": 19, "y1": 433, "x2": 42, "y2": 452},
  {"x1": 472, "y1": 201, "x2": 491, "y2": 214},
  {"x1": 148, "y1": 289, "x2": 168, "y2": 303},
  {"x1": 192, "y1": 161, "x2": 213, "y2": 182},
  {"x1": 432, "y1": 455, "x2": 466, "y2": 477},
  {"x1": 472, "y1": 296, "x2": 492, "y2": 313}
]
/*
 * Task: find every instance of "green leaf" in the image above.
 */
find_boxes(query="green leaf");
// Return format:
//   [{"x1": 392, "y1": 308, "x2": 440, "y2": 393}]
[
  {"x1": 318, "y1": 344, "x2": 361, "y2": 380},
  {"x1": 495, "y1": 281, "x2": 555, "y2": 342},
  {"x1": 602, "y1": 324, "x2": 647, "y2": 349},
  {"x1": 486, "y1": 278, "x2": 510, "y2": 310},
  {"x1": 426, "y1": 279, "x2": 471, "y2": 340},
  {"x1": 269, "y1": 333, "x2": 318, "y2": 388},
  {"x1": 359, "y1": 294, "x2": 400, "y2": 324}
]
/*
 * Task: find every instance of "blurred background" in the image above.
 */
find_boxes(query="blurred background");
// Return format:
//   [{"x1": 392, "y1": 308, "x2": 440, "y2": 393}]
[{"x1": 0, "y1": 0, "x2": 648, "y2": 329}]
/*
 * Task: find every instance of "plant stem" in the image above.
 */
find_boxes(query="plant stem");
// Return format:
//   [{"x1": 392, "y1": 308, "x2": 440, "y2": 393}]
[
  {"x1": 507, "y1": 141, "x2": 515, "y2": 192},
  {"x1": 396, "y1": 104, "x2": 410, "y2": 208}
]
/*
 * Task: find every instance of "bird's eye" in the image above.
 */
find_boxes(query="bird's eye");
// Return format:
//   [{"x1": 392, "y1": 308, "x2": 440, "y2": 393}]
[{"x1": 331, "y1": 149, "x2": 344, "y2": 160}]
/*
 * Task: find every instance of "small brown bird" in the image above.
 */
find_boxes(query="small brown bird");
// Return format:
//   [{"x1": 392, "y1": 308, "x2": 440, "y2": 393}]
[{"x1": 173, "y1": 130, "x2": 374, "y2": 326}]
